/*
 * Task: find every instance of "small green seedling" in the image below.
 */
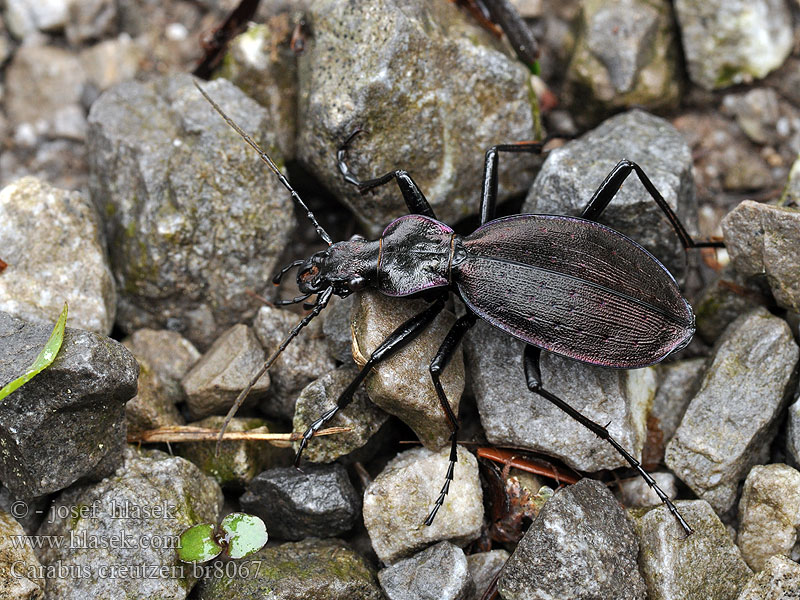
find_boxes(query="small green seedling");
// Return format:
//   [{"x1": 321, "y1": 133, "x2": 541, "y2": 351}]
[
  {"x1": 0, "y1": 302, "x2": 68, "y2": 402},
  {"x1": 178, "y1": 513, "x2": 267, "y2": 563}
]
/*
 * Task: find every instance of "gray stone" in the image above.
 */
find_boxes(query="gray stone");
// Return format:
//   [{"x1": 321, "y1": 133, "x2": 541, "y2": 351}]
[
  {"x1": 644, "y1": 358, "x2": 705, "y2": 465},
  {"x1": 720, "y1": 88, "x2": 796, "y2": 147},
  {"x1": 196, "y1": 538, "x2": 383, "y2": 600},
  {"x1": 464, "y1": 319, "x2": 656, "y2": 472},
  {"x1": 298, "y1": 0, "x2": 536, "y2": 230},
  {"x1": 218, "y1": 21, "x2": 298, "y2": 160},
  {"x1": 0, "y1": 311, "x2": 137, "y2": 498},
  {"x1": 498, "y1": 479, "x2": 646, "y2": 600},
  {"x1": 722, "y1": 200, "x2": 800, "y2": 313},
  {"x1": 4, "y1": 0, "x2": 68, "y2": 36},
  {"x1": 466, "y1": 550, "x2": 509, "y2": 600},
  {"x1": 618, "y1": 471, "x2": 677, "y2": 508},
  {"x1": 363, "y1": 446, "x2": 482, "y2": 564},
  {"x1": 787, "y1": 390, "x2": 800, "y2": 467},
  {"x1": 674, "y1": 0, "x2": 793, "y2": 90},
  {"x1": 785, "y1": 156, "x2": 800, "y2": 206},
  {"x1": 176, "y1": 416, "x2": 292, "y2": 490},
  {"x1": 352, "y1": 291, "x2": 464, "y2": 450},
  {"x1": 0, "y1": 177, "x2": 116, "y2": 335},
  {"x1": 4, "y1": 45, "x2": 85, "y2": 128},
  {"x1": 0, "y1": 509, "x2": 44, "y2": 599},
  {"x1": 378, "y1": 541, "x2": 475, "y2": 600},
  {"x1": 293, "y1": 366, "x2": 389, "y2": 462},
  {"x1": 253, "y1": 305, "x2": 335, "y2": 419},
  {"x1": 523, "y1": 109, "x2": 696, "y2": 277},
  {"x1": 737, "y1": 463, "x2": 800, "y2": 571},
  {"x1": 87, "y1": 75, "x2": 295, "y2": 348},
  {"x1": 666, "y1": 309, "x2": 798, "y2": 515},
  {"x1": 79, "y1": 34, "x2": 144, "y2": 93},
  {"x1": 565, "y1": 0, "x2": 680, "y2": 123},
  {"x1": 635, "y1": 500, "x2": 753, "y2": 600},
  {"x1": 37, "y1": 446, "x2": 222, "y2": 600},
  {"x1": 65, "y1": 0, "x2": 117, "y2": 45},
  {"x1": 122, "y1": 329, "x2": 198, "y2": 433},
  {"x1": 322, "y1": 293, "x2": 355, "y2": 364},
  {"x1": 736, "y1": 555, "x2": 800, "y2": 600},
  {"x1": 240, "y1": 463, "x2": 360, "y2": 541},
  {"x1": 182, "y1": 324, "x2": 271, "y2": 420}
]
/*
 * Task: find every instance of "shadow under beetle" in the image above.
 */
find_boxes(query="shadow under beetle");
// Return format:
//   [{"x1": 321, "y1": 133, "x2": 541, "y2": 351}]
[{"x1": 195, "y1": 81, "x2": 722, "y2": 536}]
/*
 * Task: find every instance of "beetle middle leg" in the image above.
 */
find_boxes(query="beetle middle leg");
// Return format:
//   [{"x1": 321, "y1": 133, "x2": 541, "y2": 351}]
[
  {"x1": 336, "y1": 131, "x2": 437, "y2": 219},
  {"x1": 581, "y1": 159, "x2": 723, "y2": 249},
  {"x1": 295, "y1": 297, "x2": 446, "y2": 465},
  {"x1": 479, "y1": 142, "x2": 547, "y2": 224},
  {"x1": 522, "y1": 345, "x2": 693, "y2": 535},
  {"x1": 425, "y1": 312, "x2": 478, "y2": 525}
]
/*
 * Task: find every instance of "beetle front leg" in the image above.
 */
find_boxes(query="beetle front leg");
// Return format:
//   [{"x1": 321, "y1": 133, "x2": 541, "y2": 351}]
[
  {"x1": 424, "y1": 312, "x2": 478, "y2": 526},
  {"x1": 295, "y1": 297, "x2": 446, "y2": 465},
  {"x1": 336, "y1": 131, "x2": 437, "y2": 219},
  {"x1": 479, "y1": 142, "x2": 546, "y2": 224},
  {"x1": 522, "y1": 345, "x2": 693, "y2": 535},
  {"x1": 581, "y1": 159, "x2": 723, "y2": 249}
]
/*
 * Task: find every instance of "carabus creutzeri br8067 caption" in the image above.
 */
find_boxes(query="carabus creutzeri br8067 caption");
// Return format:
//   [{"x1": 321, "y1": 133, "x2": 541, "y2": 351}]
[{"x1": 194, "y1": 81, "x2": 723, "y2": 536}]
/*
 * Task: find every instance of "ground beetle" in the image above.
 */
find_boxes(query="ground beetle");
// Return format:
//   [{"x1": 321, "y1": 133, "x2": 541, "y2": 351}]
[{"x1": 195, "y1": 81, "x2": 723, "y2": 535}]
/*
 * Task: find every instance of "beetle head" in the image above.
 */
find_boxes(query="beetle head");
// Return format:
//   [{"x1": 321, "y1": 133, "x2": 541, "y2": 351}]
[{"x1": 297, "y1": 237, "x2": 378, "y2": 296}]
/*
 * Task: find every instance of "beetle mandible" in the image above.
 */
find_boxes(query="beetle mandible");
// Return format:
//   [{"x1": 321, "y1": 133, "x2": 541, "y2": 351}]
[{"x1": 194, "y1": 81, "x2": 722, "y2": 535}]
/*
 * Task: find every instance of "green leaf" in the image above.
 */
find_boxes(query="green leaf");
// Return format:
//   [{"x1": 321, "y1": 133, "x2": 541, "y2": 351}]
[
  {"x1": 219, "y1": 512, "x2": 268, "y2": 559},
  {"x1": 177, "y1": 523, "x2": 223, "y2": 563},
  {"x1": 0, "y1": 302, "x2": 68, "y2": 402}
]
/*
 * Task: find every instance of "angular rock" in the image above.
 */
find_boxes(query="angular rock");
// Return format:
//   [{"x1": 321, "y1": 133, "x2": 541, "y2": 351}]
[
  {"x1": 37, "y1": 446, "x2": 222, "y2": 600},
  {"x1": 182, "y1": 323, "x2": 271, "y2": 420},
  {"x1": 293, "y1": 366, "x2": 389, "y2": 462},
  {"x1": 720, "y1": 87, "x2": 798, "y2": 148},
  {"x1": 665, "y1": 308, "x2": 799, "y2": 514},
  {"x1": 465, "y1": 319, "x2": 656, "y2": 472},
  {"x1": 176, "y1": 416, "x2": 292, "y2": 490},
  {"x1": 253, "y1": 305, "x2": 335, "y2": 419},
  {"x1": 80, "y1": 35, "x2": 144, "y2": 94},
  {"x1": 523, "y1": 109, "x2": 697, "y2": 277},
  {"x1": 298, "y1": 0, "x2": 536, "y2": 230},
  {"x1": 635, "y1": 500, "x2": 753, "y2": 600},
  {"x1": 0, "y1": 311, "x2": 137, "y2": 497},
  {"x1": 240, "y1": 463, "x2": 360, "y2": 541},
  {"x1": 0, "y1": 177, "x2": 116, "y2": 334},
  {"x1": 736, "y1": 463, "x2": 800, "y2": 571},
  {"x1": 352, "y1": 291, "x2": 464, "y2": 450},
  {"x1": 784, "y1": 155, "x2": 800, "y2": 206},
  {"x1": 196, "y1": 538, "x2": 383, "y2": 600},
  {"x1": 218, "y1": 20, "x2": 298, "y2": 160},
  {"x1": 362, "y1": 446, "x2": 482, "y2": 564},
  {"x1": 4, "y1": 45, "x2": 84, "y2": 128},
  {"x1": 618, "y1": 471, "x2": 677, "y2": 508},
  {"x1": 467, "y1": 550, "x2": 510, "y2": 600},
  {"x1": 322, "y1": 293, "x2": 355, "y2": 364},
  {"x1": 87, "y1": 74, "x2": 295, "y2": 348},
  {"x1": 65, "y1": 0, "x2": 117, "y2": 45},
  {"x1": 674, "y1": 0, "x2": 793, "y2": 90},
  {"x1": 378, "y1": 541, "x2": 475, "y2": 600},
  {"x1": 787, "y1": 390, "x2": 800, "y2": 467},
  {"x1": 4, "y1": 0, "x2": 67, "y2": 35},
  {"x1": 122, "y1": 328, "x2": 199, "y2": 433},
  {"x1": 644, "y1": 358, "x2": 705, "y2": 466},
  {"x1": 736, "y1": 555, "x2": 800, "y2": 600},
  {"x1": 565, "y1": 0, "x2": 680, "y2": 124},
  {"x1": 722, "y1": 200, "x2": 800, "y2": 313},
  {"x1": 498, "y1": 479, "x2": 646, "y2": 600},
  {"x1": 0, "y1": 509, "x2": 45, "y2": 600}
]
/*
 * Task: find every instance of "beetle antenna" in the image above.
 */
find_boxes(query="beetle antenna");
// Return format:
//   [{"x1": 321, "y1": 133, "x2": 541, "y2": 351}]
[
  {"x1": 194, "y1": 80, "x2": 334, "y2": 246},
  {"x1": 215, "y1": 287, "x2": 334, "y2": 455}
]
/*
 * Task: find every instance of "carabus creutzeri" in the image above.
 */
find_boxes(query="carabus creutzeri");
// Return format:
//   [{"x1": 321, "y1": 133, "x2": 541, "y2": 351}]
[{"x1": 195, "y1": 80, "x2": 723, "y2": 535}]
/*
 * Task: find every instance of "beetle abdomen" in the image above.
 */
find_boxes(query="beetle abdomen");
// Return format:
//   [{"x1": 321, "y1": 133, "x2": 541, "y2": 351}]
[{"x1": 454, "y1": 214, "x2": 693, "y2": 368}]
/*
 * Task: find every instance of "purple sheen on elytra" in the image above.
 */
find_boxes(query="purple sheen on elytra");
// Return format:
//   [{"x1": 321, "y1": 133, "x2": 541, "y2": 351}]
[{"x1": 455, "y1": 214, "x2": 694, "y2": 368}]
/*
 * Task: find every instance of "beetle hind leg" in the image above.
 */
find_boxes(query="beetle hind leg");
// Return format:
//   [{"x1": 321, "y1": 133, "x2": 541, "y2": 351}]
[
  {"x1": 523, "y1": 345, "x2": 693, "y2": 535},
  {"x1": 424, "y1": 313, "x2": 478, "y2": 526}
]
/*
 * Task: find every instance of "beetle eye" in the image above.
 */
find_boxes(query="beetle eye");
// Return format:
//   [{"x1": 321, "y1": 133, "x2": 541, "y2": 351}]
[{"x1": 348, "y1": 275, "x2": 367, "y2": 291}]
